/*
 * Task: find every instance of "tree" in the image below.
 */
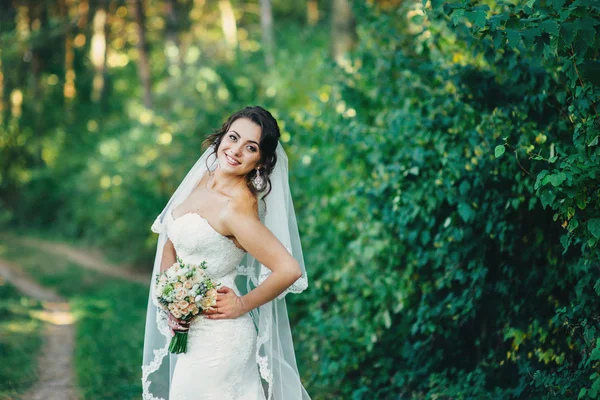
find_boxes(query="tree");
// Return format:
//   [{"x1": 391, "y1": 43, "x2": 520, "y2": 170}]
[
  {"x1": 90, "y1": 0, "x2": 108, "y2": 103},
  {"x1": 219, "y1": 0, "x2": 237, "y2": 55},
  {"x1": 330, "y1": 0, "x2": 356, "y2": 65},
  {"x1": 260, "y1": 0, "x2": 274, "y2": 67},
  {"x1": 307, "y1": 0, "x2": 319, "y2": 26},
  {"x1": 130, "y1": 0, "x2": 152, "y2": 108}
]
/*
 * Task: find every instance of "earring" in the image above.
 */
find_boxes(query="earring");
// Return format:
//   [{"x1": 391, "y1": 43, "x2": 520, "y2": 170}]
[{"x1": 252, "y1": 168, "x2": 265, "y2": 191}]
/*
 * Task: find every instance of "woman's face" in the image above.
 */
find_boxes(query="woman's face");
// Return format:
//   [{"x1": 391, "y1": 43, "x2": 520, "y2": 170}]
[{"x1": 217, "y1": 117, "x2": 262, "y2": 176}]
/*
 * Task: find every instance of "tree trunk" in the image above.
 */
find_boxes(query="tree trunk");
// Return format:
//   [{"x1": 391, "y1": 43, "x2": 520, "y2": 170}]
[
  {"x1": 218, "y1": 0, "x2": 237, "y2": 53},
  {"x1": 27, "y1": 0, "x2": 47, "y2": 164},
  {"x1": 260, "y1": 0, "x2": 274, "y2": 67},
  {"x1": 60, "y1": 0, "x2": 76, "y2": 104},
  {"x1": 77, "y1": 0, "x2": 89, "y2": 29},
  {"x1": 179, "y1": 0, "x2": 205, "y2": 65},
  {"x1": 90, "y1": 0, "x2": 107, "y2": 103},
  {"x1": 130, "y1": 0, "x2": 152, "y2": 108},
  {"x1": 28, "y1": 0, "x2": 42, "y2": 102},
  {"x1": 307, "y1": 0, "x2": 319, "y2": 26},
  {"x1": 164, "y1": 0, "x2": 182, "y2": 71},
  {"x1": 165, "y1": 0, "x2": 179, "y2": 49},
  {"x1": 0, "y1": 2, "x2": 16, "y2": 120},
  {"x1": 331, "y1": 0, "x2": 356, "y2": 65}
]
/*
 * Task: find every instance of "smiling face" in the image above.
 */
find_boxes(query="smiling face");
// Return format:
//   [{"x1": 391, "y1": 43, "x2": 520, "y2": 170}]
[{"x1": 217, "y1": 117, "x2": 263, "y2": 176}]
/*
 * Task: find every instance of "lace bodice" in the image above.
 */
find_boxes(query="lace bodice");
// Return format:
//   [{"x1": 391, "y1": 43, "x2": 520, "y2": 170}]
[{"x1": 166, "y1": 210, "x2": 246, "y2": 281}]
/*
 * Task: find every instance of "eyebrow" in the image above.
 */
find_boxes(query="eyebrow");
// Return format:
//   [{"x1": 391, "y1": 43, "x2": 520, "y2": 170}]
[{"x1": 229, "y1": 130, "x2": 260, "y2": 146}]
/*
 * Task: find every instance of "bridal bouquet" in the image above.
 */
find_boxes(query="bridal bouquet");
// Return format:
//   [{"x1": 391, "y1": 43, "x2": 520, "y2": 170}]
[{"x1": 155, "y1": 256, "x2": 220, "y2": 353}]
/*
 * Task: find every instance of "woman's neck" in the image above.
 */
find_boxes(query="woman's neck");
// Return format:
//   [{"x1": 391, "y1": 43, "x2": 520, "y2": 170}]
[{"x1": 207, "y1": 167, "x2": 246, "y2": 194}]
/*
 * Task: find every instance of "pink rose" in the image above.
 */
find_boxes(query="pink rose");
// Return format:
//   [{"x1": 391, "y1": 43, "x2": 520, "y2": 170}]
[
  {"x1": 175, "y1": 288, "x2": 186, "y2": 300},
  {"x1": 178, "y1": 300, "x2": 189, "y2": 310}
]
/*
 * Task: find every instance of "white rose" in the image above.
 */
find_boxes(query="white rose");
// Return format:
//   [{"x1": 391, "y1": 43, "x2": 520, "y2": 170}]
[
  {"x1": 166, "y1": 268, "x2": 177, "y2": 279},
  {"x1": 195, "y1": 269, "x2": 206, "y2": 280},
  {"x1": 200, "y1": 297, "x2": 214, "y2": 310}
]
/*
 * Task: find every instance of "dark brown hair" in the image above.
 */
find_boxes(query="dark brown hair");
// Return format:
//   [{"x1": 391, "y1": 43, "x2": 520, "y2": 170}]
[{"x1": 203, "y1": 105, "x2": 281, "y2": 198}]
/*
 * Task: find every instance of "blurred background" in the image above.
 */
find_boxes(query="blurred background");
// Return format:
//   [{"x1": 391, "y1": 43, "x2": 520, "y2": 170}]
[{"x1": 0, "y1": 0, "x2": 599, "y2": 399}]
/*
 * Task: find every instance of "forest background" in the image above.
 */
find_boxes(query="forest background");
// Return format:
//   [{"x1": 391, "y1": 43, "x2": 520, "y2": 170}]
[{"x1": 0, "y1": 0, "x2": 599, "y2": 399}]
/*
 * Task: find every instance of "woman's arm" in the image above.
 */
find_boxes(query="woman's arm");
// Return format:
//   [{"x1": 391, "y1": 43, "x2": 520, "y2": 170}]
[
  {"x1": 160, "y1": 238, "x2": 177, "y2": 273},
  {"x1": 159, "y1": 237, "x2": 191, "y2": 333},
  {"x1": 205, "y1": 201, "x2": 302, "y2": 320}
]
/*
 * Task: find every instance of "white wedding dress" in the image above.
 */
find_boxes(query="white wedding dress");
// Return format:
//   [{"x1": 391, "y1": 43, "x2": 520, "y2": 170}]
[{"x1": 165, "y1": 209, "x2": 266, "y2": 400}]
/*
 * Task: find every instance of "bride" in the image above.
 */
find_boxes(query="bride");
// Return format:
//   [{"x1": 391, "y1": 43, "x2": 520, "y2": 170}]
[{"x1": 141, "y1": 106, "x2": 310, "y2": 399}]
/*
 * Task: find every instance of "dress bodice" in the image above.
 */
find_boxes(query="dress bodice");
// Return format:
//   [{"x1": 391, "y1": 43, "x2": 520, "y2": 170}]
[
  {"x1": 166, "y1": 210, "x2": 246, "y2": 281},
  {"x1": 164, "y1": 212, "x2": 265, "y2": 400}
]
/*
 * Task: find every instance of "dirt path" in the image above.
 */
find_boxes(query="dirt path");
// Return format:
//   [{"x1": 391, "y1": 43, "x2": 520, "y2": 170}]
[
  {"x1": 15, "y1": 235, "x2": 150, "y2": 284},
  {"x1": 0, "y1": 258, "x2": 79, "y2": 400}
]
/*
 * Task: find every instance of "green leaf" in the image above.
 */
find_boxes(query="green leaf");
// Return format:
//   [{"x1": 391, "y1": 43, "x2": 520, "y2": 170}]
[
  {"x1": 493, "y1": 31, "x2": 504, "y2": 48},
  {"x1": 430, "y1": 0, "x2": 446, "y2": 9},
  {"x1": 540, "y1": 20, "x2": 559, "y2": 35},
  {"x1": 575, "y1": 194, "x2": 587, "y2": 210},
  {"x1": 560, "y1": 233, "x2": 572, "y2": 252},
  {"x1": 548, "y1": 0, "x2": 566, "y2": 11},
  {"x1": 465, "y1": 10, "x2": 487, "y2": 30},
  {"x1": 590, "y1": 345, "x2": 600, "y2": 361},
  {"x1": 560, "y1": 22, "x2": 577, "y2": 46},
  {"x1": 521, "y1": 27, "x2": 541, "y2": 47},
  {"x1": 506, "y1": 29, "x2": 522, "y2": 48},
  {"x1": 580, "y1": 61, "x2": 600, "y2": 86},
  {"x1": 588, "y1": 218, "x2": 600, "y2": 238},
  {"x1": 382, "y1": 310, "x2": 391, "y2": 329},
  {"x1": 548, "y1": 172, "x2": 566, "y2": 186},
  {"x1": 535, "y1": 170, "x2": 550, "y2": 190},
  {"x1": 495, "y1": 145, "x2": 506, "y2": 158},
  {"x1": 578, "y1": 17, "x2": 597, "y2": 49},
  {"x1": 459, "y1": 180, "x2": 471, "y2": 195},
  {"x1": 458, "y1": 202, "x2": 475, "y2": 222},
  {"x1": 540, "y1": 189, "x2": 556, "y2": 208},
  {"x1": 452, "y1": 9, "x2": 465, "y2": 26}
]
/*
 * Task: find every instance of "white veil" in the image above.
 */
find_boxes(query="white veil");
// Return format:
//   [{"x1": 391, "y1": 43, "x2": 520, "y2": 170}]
[{"x1": 141, "y1": 142, "x2": 310, "y2": 399}]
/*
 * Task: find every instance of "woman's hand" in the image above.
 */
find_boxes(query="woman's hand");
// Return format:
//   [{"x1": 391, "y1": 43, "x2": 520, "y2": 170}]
[
  {"x1": 204, "y1": 286, "x2": 247, "y2": 320},
  {"x1": 167, "y1": 312, "x2": 190, "y2": 336}
]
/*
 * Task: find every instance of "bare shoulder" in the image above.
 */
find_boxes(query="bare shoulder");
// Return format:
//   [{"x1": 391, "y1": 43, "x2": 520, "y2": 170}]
[{"x1": 220, "y1": 185, "x2": 259, "y2": 225}]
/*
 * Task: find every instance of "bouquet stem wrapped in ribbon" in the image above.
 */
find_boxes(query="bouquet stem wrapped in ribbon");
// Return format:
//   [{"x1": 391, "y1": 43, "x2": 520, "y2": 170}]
[{"x1": 154, "y1": 256, "x2": 220, "y2": 354}]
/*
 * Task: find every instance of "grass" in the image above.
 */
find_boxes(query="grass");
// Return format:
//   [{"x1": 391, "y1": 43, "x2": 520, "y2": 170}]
[
  {"x1": 0, "y1": 281, "x2": 44, "y2": 400},
  {"x1": 0, "y1": 235, "x2": 149, "y2": 400}
]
